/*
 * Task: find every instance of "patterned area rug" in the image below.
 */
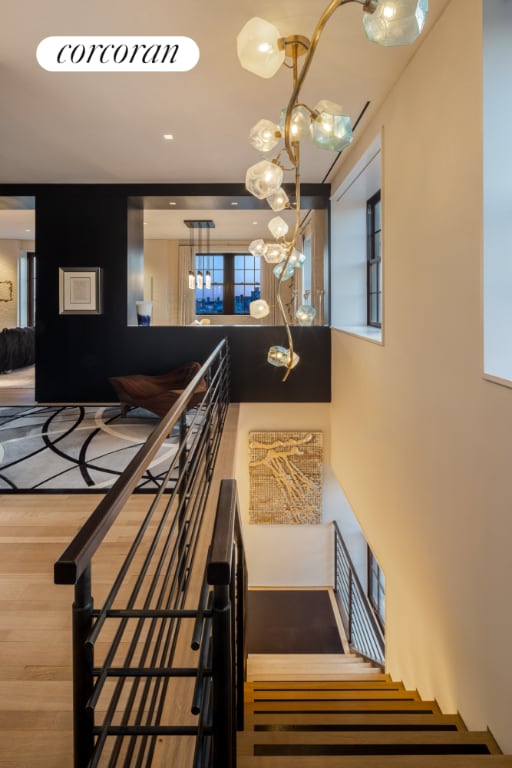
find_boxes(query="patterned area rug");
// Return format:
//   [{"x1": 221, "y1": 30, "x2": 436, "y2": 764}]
[{"x1": 0, "y1": 405, "x2": 185, "y2": 492}]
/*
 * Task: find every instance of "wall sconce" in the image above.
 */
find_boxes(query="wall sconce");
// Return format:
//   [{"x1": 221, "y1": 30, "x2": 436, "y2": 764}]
[{"x1": 237, "y1": 0, "x2": 428, "y2": 379}]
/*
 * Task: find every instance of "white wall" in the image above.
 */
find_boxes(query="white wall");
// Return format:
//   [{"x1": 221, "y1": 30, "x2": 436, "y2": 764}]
[
  {"x1": 235, "y1": 403, "x2": 336, "y2": 587},
  {"x1": 330, "y1": 0, "x2": 512, "y2": 752},
  {"x1": 143, "y1": 239, "x2": 178, "y2": 325}
]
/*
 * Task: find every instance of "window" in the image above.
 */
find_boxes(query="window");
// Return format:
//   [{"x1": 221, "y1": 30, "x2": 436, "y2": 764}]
[
  {"x1": 368, "y1": 547, "x2": 385, "y2": 630},
  {"x1": 367, "y1": 190, "x2": 382, "y2": 328},
  {"x1": 195, "y1": 253, "x2": 260, "y2": 315},
  {"x1": 483, "y1": 1, "x2": 512, "y2": 385},
  {"x1": 330, "y1": 134, "x2": 382, "y2": 342}
]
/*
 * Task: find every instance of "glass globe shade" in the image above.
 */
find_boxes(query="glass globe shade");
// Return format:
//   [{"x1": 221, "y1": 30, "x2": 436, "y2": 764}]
[
  {"x1": 268, "y1": 216, "x2": 289, "y2": 239},
  {"x1": 246, "y1": 160, "x2": 283, "y2": 200},
  {"x1": 273, "y1": 261, "x2": 295, "y2": 281},
  {"x1": 296, "y1": 304, "x2": 317, "y2": 326},
  {"x1": 362, "y1": 0, "x2": 428, "y2": 46},
  {"x1": 248, "y1": 238, "x2": 267, "y2": 257},
  {"x1": 237, "y1": 17, "x2": 285, "y2": 78},
  {"x1": 278, "y1": 105, "x2": 311, "y2": 142},
  {"x1": 311, "y1": 100, "x2": 353, "y2": 152},
  {"x1": 288, "y1": 248, "x2": 306, "y2": 267},
  {"x1": 249, "y1": 299, "x2": 270, "y2": 319},
  {"x1": 266, "y1": 188, "x2": 289, "y2": 211},
  {"x1": 267, "y1": 345, "x2": 300, "y2": 369},
  {"x1": 264, "y1": 243, "x2": 286, "y2": 264},
  {"x1": 249, "y1": 118, "x2": 281, "y2": 152}
]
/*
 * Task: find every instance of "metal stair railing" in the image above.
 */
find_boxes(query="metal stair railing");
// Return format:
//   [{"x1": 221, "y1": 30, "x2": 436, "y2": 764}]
[
  {"x1": 54, "y1": 339, "x2": 246, "y2": 768},
  {"x1": 333, "y1": 520, "x2": 385, "y2": 667}
]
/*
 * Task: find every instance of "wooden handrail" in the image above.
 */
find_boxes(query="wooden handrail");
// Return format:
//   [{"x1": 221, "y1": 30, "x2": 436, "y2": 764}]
[
  {"x1": 207, "y1": 479, "x2": 237, "y2": 586},
  {"x1": 54, "y1": 338, "x2": 228, "y2": 585}
]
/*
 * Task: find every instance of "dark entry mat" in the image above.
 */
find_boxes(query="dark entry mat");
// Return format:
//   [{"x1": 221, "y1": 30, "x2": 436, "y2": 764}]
[{"x1": 247, "y1": 590, "x2": 343, "y2": 654}]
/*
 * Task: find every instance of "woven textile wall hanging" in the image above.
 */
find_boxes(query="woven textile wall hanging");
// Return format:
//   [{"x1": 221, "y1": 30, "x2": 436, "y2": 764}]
[{"x1": 249, "y1": 431, "x2": 323, "y2": 524}]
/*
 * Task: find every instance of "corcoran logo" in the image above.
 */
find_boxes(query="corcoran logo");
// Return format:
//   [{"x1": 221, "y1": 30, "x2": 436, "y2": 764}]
[{"x1": 36, "y1": 36, "x2": 200, "y2": 72}]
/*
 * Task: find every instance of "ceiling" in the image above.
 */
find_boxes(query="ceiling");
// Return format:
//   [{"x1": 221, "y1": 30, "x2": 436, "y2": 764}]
[{"x1": 0, "y1": 0, "x2": 450, "y2": 238}]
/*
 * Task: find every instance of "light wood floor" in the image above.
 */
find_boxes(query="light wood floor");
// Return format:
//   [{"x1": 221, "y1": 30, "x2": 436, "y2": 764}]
[
  {"x1": 0, "y1": 404, "x2": 240, "y2": 768},
  {"x1": 0, "y1": 366, "x2": 36, "y2": 406}
]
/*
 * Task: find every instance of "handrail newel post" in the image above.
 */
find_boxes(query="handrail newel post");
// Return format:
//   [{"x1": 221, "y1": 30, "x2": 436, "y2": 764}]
[
  {"x1": 211, "y1": 583, "x2": 234, "y2": 768},
  {"x1": 236, "y1": 536, "x2": 247, "y2": 731},
  {"x1": 72, "y1": 565, "x2": 94, "y2": 768}
]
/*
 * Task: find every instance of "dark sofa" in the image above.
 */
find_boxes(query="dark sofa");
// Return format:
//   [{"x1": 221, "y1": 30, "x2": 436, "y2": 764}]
[{"x1": 0, "y1": 327, "x2": 35, "y2": 373}]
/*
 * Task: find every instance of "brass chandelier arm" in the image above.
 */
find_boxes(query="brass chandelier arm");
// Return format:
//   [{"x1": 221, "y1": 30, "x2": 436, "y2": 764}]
[{"x1": 283, "y1": 0, "x2": 368, "y2": 165}]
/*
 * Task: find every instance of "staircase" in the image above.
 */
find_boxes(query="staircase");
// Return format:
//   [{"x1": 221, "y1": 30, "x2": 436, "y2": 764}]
[{"x1": 238, "y1": 654, "x2": 512, "y2": 767}]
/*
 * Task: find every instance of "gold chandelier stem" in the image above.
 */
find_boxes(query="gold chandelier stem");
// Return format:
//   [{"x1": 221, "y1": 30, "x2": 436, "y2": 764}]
[
  {"x1": 279, "y1": 0, "x2": 367, "y2": 379},
  {"x1": 276, "y1": 139, "x2": 302, "y2": 382},
  {"x1": 283, "y1": 0, "x2": 360, "y2": 165}
]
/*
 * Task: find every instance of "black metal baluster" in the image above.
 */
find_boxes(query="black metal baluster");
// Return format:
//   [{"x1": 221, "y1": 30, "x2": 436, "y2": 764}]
[{"x1": 73, "y1": 566, "x2": 95, "y2": 768}]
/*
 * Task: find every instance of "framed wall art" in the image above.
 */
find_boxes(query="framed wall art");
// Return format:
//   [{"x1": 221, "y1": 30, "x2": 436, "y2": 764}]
[
  {"x1": 249, "y1": 430, "x2": 323, "y2": 525},
  {"x1": 0, "y1": 280, "x2": 13, "y2": 302},
  {"x1": 59, "y1": 267, "x2": 102, "y2": 314}
]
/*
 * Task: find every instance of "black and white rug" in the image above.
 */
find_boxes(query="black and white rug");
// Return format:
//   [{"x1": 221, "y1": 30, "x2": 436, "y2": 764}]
[{"x1": 0, "y1": 405, "x2": 185, "y2": 492}]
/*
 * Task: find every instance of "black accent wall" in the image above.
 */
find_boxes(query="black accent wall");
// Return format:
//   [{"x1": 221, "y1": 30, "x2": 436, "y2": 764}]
[{"x1": 3, "y1": 184, "x2": 331, "y2": 403}]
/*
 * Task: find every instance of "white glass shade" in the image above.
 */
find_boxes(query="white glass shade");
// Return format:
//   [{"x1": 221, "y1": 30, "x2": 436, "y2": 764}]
[
  {"x1": 237, "y1": 17, "x2": 285, "y2": 78},
  {"x1": 296, "y1": 304, "x2": 317, "y2": 326},
  {"x1": 279, "y1": 105, "x2": 311, "y2": 142},
  {"x1": 205, "y1": 271, "x2": 211, "y2": 289},
  {"x1": 188, "y1": 271, "x2": 195, "y2": 290},
  {"x1": 246, "y1": 160, "x2": 283, "y2": 200},
  {"x1": 196, "y1": 271, "x2": 204, "y2": 290},
  {"x1": 267, "y1": 345, "x2": 300, "y2": 369},
  {"x1": 268, "y1": 216, "x2": 289, "y2": 239},
  {"x1": 311, "y1": 100, "x2": 353, "y2": 152},
  {"x1": 249, "y1": 299, "x2": 270, "y2": 319},
  {"x1": 273, "y1": 260, "x2": 295, "y2": 281},
  {"x1": 264, "y1": 243, "x2": 286, "y2": 264},
  {"x1": 362, "y1": 0, "x2": 428, "y2": 46},
  {"x1": 266, "y1": 188, "x2": 289, "y2": 211},
  {"x1": 248, "y1": 238, "x2": 267, "y2": 257},
  {"x1": 249, "y1": 118, "x2": 281, "y2": 152}
]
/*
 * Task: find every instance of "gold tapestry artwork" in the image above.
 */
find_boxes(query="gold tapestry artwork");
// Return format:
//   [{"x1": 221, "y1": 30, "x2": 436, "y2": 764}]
[{"x1": 249, "y1": 431, "x2": 323, "y2": 524}]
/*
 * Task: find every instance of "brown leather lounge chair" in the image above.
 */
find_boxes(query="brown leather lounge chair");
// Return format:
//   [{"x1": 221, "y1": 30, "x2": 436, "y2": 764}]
[{"x1": 108, "y1": 361, "x2": 206, "y2": 418}]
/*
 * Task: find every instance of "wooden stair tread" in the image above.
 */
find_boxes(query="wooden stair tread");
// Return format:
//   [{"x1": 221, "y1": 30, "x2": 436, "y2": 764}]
[
  {"x1": 248, "y1": 654, "x2": 363, "y2": 662},
  {"x1": 247, "y1": 700, "x2": 442, "y2": 714},
  {"x1": 247, "y1": 681, "x2": 402, "y2": 691},
  {"x1": 248, "y1": 672, "x2": 388, "y2": 682},
  {"x1": 247, "y1": 653, "x2": 385, "y2": 681},
  {"x1": 245, "y1": 713, "x2": 467, "y2": 730},
  {"x1": 238, "y1": 729, "x2": 499, "y2": 750},
  {"x1": 236, "y1": 756, "x2": 512, "y2": 768},
  {"x1": 248, "y1": 690, "x2": 416, "y2": 702}
]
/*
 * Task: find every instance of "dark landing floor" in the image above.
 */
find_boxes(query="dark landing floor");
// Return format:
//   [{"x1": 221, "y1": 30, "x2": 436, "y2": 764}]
[{"x1": 247, "y1": 589, "x2": 343, "y2": 654}]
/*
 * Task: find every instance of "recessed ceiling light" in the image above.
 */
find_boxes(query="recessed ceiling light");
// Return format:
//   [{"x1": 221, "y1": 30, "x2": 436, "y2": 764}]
[
  {"x1": 169, "y1": 201, "x2": 177, "y2": 206},
  {"x1": 163, "y1": 133, "x2": 174, "y2": 141},
  {"x1": 231, "y1": 201, "x2": 239, "y2": 206},
  {"x1": 25, "y1": 228, "x2": 31, "y2": 232},
  {"x1": 253, "y1": 221, "x2": 258, "y2": 225}
]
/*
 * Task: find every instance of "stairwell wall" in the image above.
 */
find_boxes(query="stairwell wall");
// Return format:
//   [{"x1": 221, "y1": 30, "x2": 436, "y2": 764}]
[
  {"x1": 234, "y1": 403, "x2": 366, "y2": 588},
  {"x1": 329, "y1": 0, "x2": 512, "y2": 752}
]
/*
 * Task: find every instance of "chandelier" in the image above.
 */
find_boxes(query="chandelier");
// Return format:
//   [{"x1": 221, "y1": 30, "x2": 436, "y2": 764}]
[
  {"x1": 237, "y1": 0, "x2": 428, "y2": 380},
  {"x1": 185, "y1": 219, "x2": 215, "y2": 290}
]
